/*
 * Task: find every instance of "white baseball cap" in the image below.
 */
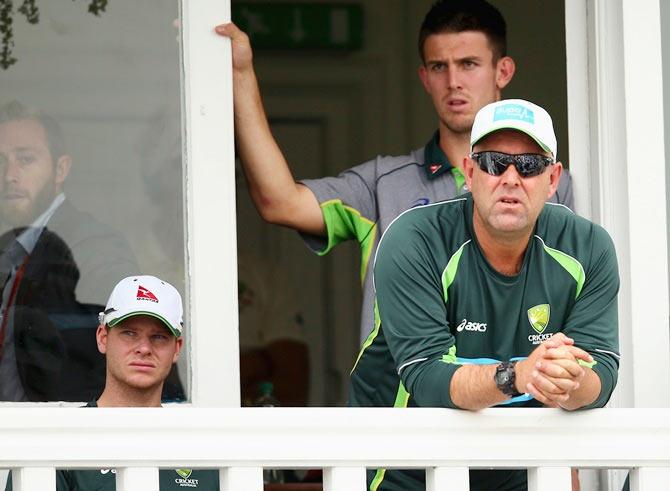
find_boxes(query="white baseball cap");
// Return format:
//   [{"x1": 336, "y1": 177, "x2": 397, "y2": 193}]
[
  {"x1": 470, "y1": 99, "x2": 557, "y2": 158},
  {"x1": 98, "y1": 275, "x2": 183, "y2": 337}
]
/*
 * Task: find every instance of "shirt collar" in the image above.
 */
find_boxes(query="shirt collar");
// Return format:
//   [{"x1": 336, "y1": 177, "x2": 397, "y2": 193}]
[
  {"x1": 423, "y1": 130, "x2": 454, "y2": 180},
  {"x1": 16, "y1": 193, "x2": 65, "y2": 254}
]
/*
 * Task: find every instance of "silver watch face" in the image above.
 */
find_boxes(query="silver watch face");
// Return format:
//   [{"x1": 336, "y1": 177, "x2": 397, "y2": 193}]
[
  {"x1": 498, "y1": 368, "x2": 510, "y2": 385},
  {"x1": 496, "y1": 369, "x2": 511, "y2": 385},
  {"x1": 495, "y1": 363, "x2": 518, "y2": 396}
]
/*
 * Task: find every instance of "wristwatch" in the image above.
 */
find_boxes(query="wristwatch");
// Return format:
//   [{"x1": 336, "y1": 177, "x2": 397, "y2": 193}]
[{"x1": 494, "y1": 361, "x2": 521, "y2": 397}]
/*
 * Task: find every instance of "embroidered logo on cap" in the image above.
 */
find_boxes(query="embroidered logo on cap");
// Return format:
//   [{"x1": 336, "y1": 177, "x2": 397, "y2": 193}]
[
  {"x1": 137, "y1": 285, "x2": 158, "y2": 303},
  {"x1": 494, "y1": 103, "x2": 535, "y2": 124}
]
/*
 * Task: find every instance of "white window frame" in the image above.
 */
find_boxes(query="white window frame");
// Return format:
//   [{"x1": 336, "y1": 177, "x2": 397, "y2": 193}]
[
  {"x1": 181, "y1": 0, "x2": 240, "y2": 407},
  {"x1": 565, "y1": 0, "x2": 670, "y2": 409}
]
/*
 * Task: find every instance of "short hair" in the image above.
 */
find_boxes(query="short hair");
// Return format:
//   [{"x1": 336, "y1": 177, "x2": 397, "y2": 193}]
[
  {"x1": 418, "y1": 0, "x2": 507, "y2": 64},
  {"x1": 0, "y1": 100, "x2": 68, "y2": 161}
]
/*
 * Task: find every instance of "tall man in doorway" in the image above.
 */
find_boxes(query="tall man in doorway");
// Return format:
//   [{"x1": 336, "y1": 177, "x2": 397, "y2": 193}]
[
  {"x1": 0, "y1": 101, "x2": 140, "y2": 401},
  {"x1": 352, "y1": 99, "x2": 619, "y2": 491},
  {"x1": 215, "y1": 0, "x2": 573, "y2": 345}
]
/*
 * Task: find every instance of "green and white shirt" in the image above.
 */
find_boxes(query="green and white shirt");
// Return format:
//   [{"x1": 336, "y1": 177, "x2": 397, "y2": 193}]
[
  {"x1": 351, "y1": 195, "x2": 619, "y2": 491},
  {"x1": 51, "y1": 467, "x2": 220, "y2": 491},
  {"x1": 301, "y1": 131, "x2": 574, "y2": 344},
  {"x1": 3, "y1": 402, "x2": 221, "y2": 491}
]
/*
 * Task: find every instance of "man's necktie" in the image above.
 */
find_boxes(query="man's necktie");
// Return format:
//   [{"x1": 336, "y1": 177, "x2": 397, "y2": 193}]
[{"x1": 0, "y1": 237, "x2": 26, "y2": 293}]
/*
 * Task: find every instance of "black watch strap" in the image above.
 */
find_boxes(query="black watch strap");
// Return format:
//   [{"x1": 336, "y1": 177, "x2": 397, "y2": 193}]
[{"x1": 494, "y1": 361, "x2": 521, "y2": 397}]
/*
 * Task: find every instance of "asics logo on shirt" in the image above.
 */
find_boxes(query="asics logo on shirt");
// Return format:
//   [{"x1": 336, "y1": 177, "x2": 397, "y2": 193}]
[{"x1": 456, "y1": 318, "x2": 487, "y2": 333}]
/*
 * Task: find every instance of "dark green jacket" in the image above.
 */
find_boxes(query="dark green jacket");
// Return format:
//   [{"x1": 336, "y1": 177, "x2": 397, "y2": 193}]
[
  {"x1": 6, "y1": 401, "x2": 219, "y2": 490},
  {"x1": 351, "y1": 195, "x2": 620, "y2": 491}
]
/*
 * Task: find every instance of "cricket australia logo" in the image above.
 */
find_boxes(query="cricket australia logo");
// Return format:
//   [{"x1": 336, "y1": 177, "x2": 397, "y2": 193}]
[
  {"x1": 176, "y1": 469, "x2": 192, "y2": 479},
  {"x1": 527, "y1": 304, "x2": 554, "y2": 345},
  {"x1": 528, "y1": 304, "x2": 549, "y2": 333},
  {"x1": 174, "y1": 468, "x2": 199, "y2": 487}
]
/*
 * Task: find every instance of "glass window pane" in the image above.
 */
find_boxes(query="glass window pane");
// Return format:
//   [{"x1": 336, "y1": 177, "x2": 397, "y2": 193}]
[{"x1": 0, "y1": 1, "x2": 187, "y2": 402}]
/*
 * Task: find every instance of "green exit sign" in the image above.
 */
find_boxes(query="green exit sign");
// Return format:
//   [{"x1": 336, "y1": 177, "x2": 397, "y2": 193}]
[{"x1": 232, "y1": 3, "x2": 364, "y2": 50}]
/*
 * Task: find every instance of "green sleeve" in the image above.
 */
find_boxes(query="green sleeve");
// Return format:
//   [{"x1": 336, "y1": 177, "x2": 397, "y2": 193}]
[
  {"x1": 562, "y1": 226, "x2": 620, "y2": 409},
  {"x1": 374, "y1": 212, "x2": 461, "y2": 408},
  {"x1": 300, "y1": 166, "x2": 378, "y2": 256},
  {"x1": 318, "y1": 199, "x2": 376, "y2": 253}
]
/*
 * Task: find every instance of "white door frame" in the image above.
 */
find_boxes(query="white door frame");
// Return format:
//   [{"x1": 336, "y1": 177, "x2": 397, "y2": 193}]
[
  {"x1": 566, "y1": 0, "x2": 670, "y2": 410},
  {"x1": 181, "y1": 0, "x2": 240, "y2": 407}
]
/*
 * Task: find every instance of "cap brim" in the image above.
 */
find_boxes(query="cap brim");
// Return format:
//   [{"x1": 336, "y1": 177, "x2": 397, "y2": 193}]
[{"x1": 107, "y1": 311, "x2": 181, "y2": 337}]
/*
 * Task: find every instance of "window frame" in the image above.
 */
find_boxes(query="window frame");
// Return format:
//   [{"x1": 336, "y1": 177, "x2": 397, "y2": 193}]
[
  {"x1": 565, "y1": 0, "x2": 670, "y2": 412},
  {"x1": 181, "y1": 0, "x2": 240, "y2": 407}
]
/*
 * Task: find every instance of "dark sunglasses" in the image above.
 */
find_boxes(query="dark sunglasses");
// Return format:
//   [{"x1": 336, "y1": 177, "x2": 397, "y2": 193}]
[{"x1": 470, "y1": 151, "x2": 554, "y2": 178}]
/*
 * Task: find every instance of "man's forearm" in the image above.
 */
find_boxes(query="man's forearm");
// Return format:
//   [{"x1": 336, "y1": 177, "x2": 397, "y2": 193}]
[
  {"x1": 233, "y1": 69, "x2": 301, "y2": 218},
  {"x1": 216, "y1": 23, "x2": 325, "y2": 233},
  {"x1": 450, "y1": 364, "x2": 509, "y2": 410},
  {"x1": 232, "y1": 63, "x2": 325, "y2": 235}
]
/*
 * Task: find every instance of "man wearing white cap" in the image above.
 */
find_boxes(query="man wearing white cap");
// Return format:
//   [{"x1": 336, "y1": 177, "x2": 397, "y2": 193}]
[
  {"x1": 40, "y1": 276, "x2": 218, "y2": 490},
  {"x1": 349, "y1": 100, "x2": 620, "y2": 491},
  {"x1": 94, "y1": 275, "x2": 185, "y2": 408}
]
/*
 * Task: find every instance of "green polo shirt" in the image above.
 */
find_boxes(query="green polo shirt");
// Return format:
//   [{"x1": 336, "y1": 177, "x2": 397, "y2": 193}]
[{"x1": 350, "y1": 195, "x2": 620, "y2": 491}]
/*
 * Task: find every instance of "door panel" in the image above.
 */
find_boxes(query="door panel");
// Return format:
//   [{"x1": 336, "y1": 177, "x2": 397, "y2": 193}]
[{"x1": 236, "y1": 98, "x2": 360, "y2": 406}]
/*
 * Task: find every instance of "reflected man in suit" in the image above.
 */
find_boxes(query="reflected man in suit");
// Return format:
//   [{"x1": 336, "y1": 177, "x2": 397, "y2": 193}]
[{"x1": 0, "y1": 101, "x2": 139, "y2": 401}]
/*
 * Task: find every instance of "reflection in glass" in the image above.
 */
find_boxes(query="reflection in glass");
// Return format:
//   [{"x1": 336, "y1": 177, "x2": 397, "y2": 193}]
[
  {"x1": 0, "y1": 0, "x2": 186, "y2": 402},
  {"x1": 0, "y1": 101, "x2": 138, "y2": 401}
]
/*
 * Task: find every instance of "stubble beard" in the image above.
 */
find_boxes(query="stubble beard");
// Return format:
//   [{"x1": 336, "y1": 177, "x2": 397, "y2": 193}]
[
  {"x1": 109, "y1": 365, "x2": 165, "y2": 395},
  {"x1": 441, "y1": 112, "x2": 475, "y2": 136},
  {"x1": 474, "y1": 201, "x2": 532, "y2": 243},
  {"x1": 0, "y1": 184, "x2": 57, "y2": 229}
]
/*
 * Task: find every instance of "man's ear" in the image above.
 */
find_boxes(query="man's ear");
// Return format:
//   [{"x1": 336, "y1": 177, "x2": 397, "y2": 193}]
[
  {"x1": 54, "y1": 154, "x2": 72, "y2": 187},
  {"x1": 464, "y1": 155, "x2": 475, "y2": 190},
  {"x1": 173, "y1": 337, "x2": 184, "y2": 363},
  {"x1": 547, "y1": 162, "x2": 563, "y2": 199},
  {"x1": 96, "y1": 324, "x2": 108, "y2": 355},
  {"x1": 496, "y1": 56, "x2": 515, "y2": 91},
  {"x1": 418, "y1": 64, "x2": 431, "y2": 93}
]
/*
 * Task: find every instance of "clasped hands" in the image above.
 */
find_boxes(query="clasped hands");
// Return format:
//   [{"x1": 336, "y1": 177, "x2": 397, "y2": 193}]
[{"x1": 516, "y1": 333, "x2": 592, "y2": 409}]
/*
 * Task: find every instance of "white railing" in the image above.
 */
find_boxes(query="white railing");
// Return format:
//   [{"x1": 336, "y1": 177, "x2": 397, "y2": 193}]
[{"x1": 2, "y1": 407, "x2": 670, "y2": 490}]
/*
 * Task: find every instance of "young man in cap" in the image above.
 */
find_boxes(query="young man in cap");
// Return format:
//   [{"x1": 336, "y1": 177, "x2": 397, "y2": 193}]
[
  {"x1": 215, "y1": 0, "x2": 574, "y2": 345},
  {"x1": 350, "y1": 99, "x2": 620, "y2": 491},
  {"x1": 93, "y1": 275, "x2": 186, "y2": 410},
  {"x1": 6, "y1": 275, "x2": 219, "y2": 490}
]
